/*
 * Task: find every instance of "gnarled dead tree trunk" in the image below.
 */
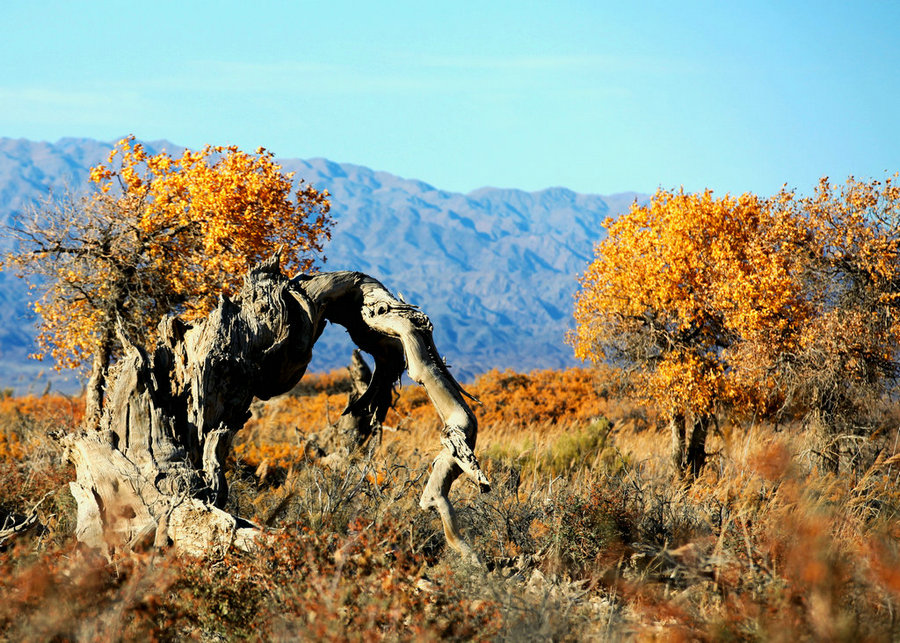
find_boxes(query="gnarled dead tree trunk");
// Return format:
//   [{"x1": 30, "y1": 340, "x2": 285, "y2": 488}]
[
  {"x1": 66, "y1": 257, "x2": 489, "y2": 557},
  {"x1": 335, "y1": 349, "x2": 381, "y2": 452}
]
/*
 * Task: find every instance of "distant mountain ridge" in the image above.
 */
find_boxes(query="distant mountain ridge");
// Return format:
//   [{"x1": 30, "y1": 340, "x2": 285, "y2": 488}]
[{"x1": 0, "y1": 137, "x2": 644, "y2": 393}]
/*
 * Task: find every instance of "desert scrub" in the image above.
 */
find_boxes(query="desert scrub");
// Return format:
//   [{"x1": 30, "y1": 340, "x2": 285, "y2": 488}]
[
  {"x1": 0, "y1": 395, "x2": 78, "y2": 552},
  {"x1": 5, "y1": 378, "x2": 900, "y2": 640},
  {"x1": 483, "y1": 417, "x2": 625, "y2": 478},
  {"x1": 549, "y1": 484, "x2": 632, "y2": 578},
  {"x1": 0, "y1": 520, "x2": 502, "y2": 641}
]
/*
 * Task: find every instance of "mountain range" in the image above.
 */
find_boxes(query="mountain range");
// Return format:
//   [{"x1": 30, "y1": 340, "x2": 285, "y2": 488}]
[{"x1": 0, "y1": 137, "x2": 644, "y2": 393}]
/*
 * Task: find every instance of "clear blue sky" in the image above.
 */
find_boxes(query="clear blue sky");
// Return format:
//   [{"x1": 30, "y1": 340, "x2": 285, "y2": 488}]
[{"x1": 1, "y1": 1, "x2": 898, "y2": 197}]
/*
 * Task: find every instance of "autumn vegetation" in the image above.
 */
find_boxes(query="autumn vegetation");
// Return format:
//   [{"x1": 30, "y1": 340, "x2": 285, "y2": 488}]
[
  {"x1": 3, "y1": 141, "x2": 900, "y2": 639},
  {"x1": 570, "y1": 176, "x2": 900, "y2": 477},
  {"x1": 2, "y1": 137, "x2": 332, "y2": 425},
  {"x1": 3, "y1": 365, "x2": 900, "y2": 640}
]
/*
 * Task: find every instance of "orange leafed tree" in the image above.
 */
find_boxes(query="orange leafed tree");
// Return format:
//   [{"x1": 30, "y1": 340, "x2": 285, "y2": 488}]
[
  {"x1": 568, "y1": 188, "x2": 810, "y2": 476},
  {"x1": 571, "y1": 178, "x2": 900, "y2": 476},
  {"x1": 768, "y1": 176, "x2": 900, "y2": 470},
  {"x1": 3, "y1": 136, "x2": 332, "y2": 425}
]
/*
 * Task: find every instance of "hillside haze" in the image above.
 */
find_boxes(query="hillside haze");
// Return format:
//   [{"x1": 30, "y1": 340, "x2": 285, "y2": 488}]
[{"x1": 0, "y1": 137, "x2": 641, "y2": 392}]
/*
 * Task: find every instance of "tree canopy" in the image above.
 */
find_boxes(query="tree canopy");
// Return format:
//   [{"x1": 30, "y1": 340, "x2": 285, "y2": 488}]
[
  {"x1": 570, "y1": 176, "x2": 900, "y2": 474},
  {"x1": 2, "y1": 137, "x2": 333, "y2": 423}
]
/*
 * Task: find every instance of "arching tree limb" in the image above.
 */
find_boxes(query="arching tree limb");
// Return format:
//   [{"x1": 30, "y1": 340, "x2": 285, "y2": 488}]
[{"x1": 66, "y1": 260, "x2": 489, "y2": 557}]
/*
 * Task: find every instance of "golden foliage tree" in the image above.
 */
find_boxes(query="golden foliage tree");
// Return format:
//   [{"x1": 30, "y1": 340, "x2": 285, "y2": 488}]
[
  {"x1": 3, "y1": 137, "x2": 332, "y2": 425},
  {"x1": 569, "y1": 189, "x2": 808, "y2": 475},
  {"x1": 570, "y1": 179, "x2": 900, "y2": 476},
  {"x1": 768, "y1": 176, "x2": 900, "y2": 470}
]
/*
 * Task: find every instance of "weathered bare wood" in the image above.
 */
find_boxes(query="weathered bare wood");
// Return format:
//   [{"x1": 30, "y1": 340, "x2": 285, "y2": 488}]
[
  {"x1": 67, "y1": 258, "x2": 489, "y2": 557},
  {"x1": 0, "y1": 493, "x2": 49, "y2": 549},
  {"x1": 336, "y1": 349, "x2": 380, "y2": 451}
]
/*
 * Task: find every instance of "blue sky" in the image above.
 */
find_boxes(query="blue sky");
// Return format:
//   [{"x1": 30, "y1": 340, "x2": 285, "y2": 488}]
[{"x1": 1, "y1": 1, "x2": 898, "y2": 197}]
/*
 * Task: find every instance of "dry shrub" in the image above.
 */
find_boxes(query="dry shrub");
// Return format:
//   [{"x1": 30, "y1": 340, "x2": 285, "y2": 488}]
[
  {"x1": 287, "y1": 369, "x2": 356, "y2": 396},
  {"x1": 4, "y1": 372, "x2": 900, "y2": 640},
  {"x1": 391, "y1": 367, "x2": 608, "y2": 431},
  {"x1": 0, "y1": 521, "x2": 501, "y2": 641},
  {"x1": 0, "y1": 394, "x2": 78, "y2": 552}
]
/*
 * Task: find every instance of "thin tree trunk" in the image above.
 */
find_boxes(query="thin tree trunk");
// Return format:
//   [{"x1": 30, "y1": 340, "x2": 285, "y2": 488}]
[
  {"x1": 670, "y1": 412, "x2": 686, "y2": 474},
  {"x1": 686, "y1": 414, "x2": 710, "y2": 478},
  {"x1": 814, "y1": 399, "x2": 840, "y2": 474}
]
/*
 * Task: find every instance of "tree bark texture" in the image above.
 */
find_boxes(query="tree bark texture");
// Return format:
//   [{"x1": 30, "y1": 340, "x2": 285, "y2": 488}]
[
  {"x1": 336, "y1": 349, "x2": 380, "y2": 451},
  {"x1": 669, "y1": 413, "x2": 686, "y2": 473},
  {"x1": 66, "y1": 257, "x2": 490, "y2": 557},
  {"x1": 83, "y1": 323, "x2": 113, "y2": 432},
  {"x1": 670, "y1": 412, "x2": 710, "y2": 479},
  {"x1": 686, "y1": 415, "x2": 710, "y2": 478}
]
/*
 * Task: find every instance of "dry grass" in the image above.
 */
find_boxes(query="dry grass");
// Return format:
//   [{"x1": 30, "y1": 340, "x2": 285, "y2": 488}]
[{"x1": 2, "y1": 369, "x2": 900, "y2": 640}]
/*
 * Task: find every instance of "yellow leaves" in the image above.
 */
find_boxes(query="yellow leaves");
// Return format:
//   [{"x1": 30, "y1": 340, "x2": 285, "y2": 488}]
[
  {"x1": 9, "y1": 136, "x2": 333, "y2": 373},
  {"x1": 105, "y1": 136, "x2": 328, "y2": 281},
  {"x1": 652, "y1": 350, "x2": 725, "y2": 415},
  {"x1": 572, "y1": 175, "x2": 900, "y2": 420}
]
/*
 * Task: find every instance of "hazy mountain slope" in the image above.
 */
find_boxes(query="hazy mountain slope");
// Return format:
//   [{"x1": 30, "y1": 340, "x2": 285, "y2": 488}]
[{"x1": 0, "y1": 137, "x2": 642, "y2": 391}]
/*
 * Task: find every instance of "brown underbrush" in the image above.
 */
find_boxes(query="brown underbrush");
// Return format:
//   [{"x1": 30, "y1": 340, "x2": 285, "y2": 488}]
[{"x1": 2, "y1": 369, "x2": 900, "y2": 640}]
